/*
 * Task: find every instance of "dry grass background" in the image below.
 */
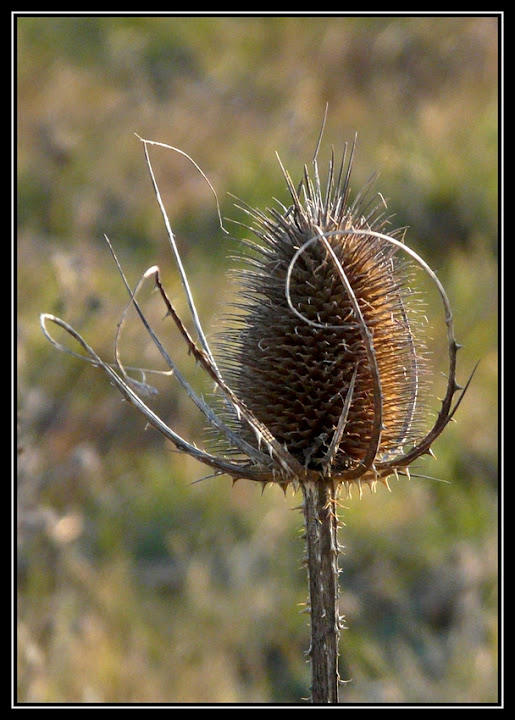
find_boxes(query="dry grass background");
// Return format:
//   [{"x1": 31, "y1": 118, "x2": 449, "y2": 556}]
[{"x1": 17, "y1": 15, "x2": 499, "y2": 705}]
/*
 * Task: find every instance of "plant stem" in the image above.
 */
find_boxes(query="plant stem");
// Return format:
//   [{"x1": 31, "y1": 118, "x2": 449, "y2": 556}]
[{"x1": 301, "y1": 479, "x2": 341, "y2": 703}]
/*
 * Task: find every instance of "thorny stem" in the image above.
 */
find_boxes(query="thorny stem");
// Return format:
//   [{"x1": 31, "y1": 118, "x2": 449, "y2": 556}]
[{"x1": 301, "y1": 480, "x2": 341, "y2": 704}]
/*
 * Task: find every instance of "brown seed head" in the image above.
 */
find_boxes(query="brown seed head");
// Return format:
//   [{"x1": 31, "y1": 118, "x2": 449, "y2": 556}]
[
  {"x1": 218, "y1": 142, "x2": 452, "y2": 488},
  {"x1": 41, "y1": 134, "x2": 473, "y2": 492}
]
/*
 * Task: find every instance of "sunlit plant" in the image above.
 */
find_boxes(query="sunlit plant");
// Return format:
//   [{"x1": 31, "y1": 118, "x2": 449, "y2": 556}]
[{"x1": 41, "y1": 122, "x2": 474, "y2": 703}]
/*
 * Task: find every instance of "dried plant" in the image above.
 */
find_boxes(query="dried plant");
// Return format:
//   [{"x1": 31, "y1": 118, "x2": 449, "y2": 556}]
[{"x1": 41, "y1": 125, "x2": 474, "y2": 704}]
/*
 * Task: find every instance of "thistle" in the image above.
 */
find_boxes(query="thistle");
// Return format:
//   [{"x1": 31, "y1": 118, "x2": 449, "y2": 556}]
[{"x1": 41, "y1": 130, "x2": 474, "y2": 704}]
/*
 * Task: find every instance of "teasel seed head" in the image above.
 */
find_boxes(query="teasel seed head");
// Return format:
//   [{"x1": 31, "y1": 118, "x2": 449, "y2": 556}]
[
  {"x1": 217, "y1": 139, "x2": 471, "y2": 492},
  {"x1": 41, "y1": 134, "x2": 474, "y2": 496}
]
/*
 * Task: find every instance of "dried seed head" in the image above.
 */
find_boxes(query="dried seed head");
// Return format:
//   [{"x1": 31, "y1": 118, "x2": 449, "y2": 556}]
[
  {"x1": 219, "y1": 142, "x2": 434, "y2": 484},
  {"x1": 41, "y1": 134, "x2": 473, "y2": 492}
]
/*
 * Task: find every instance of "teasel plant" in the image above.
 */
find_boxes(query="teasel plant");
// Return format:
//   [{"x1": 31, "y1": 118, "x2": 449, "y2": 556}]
[{"x1": 41, "y1": 122, "x2": 475, "y2": 704}]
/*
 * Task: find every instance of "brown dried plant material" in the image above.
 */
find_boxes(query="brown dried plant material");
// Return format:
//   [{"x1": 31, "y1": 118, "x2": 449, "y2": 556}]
[{"x1": 41, "y1": 129, "x2": 474, "y2": 703}]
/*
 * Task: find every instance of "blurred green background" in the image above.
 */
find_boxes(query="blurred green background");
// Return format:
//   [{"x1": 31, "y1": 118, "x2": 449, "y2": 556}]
[{"x1": 17, "y1": 15, "x2": 498, "y2": 705}]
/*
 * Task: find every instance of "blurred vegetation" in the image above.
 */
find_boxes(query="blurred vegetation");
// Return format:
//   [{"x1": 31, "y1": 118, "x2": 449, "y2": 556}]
[{"x1": 17, "y1": 15, "x2": 498, "y2": 705}]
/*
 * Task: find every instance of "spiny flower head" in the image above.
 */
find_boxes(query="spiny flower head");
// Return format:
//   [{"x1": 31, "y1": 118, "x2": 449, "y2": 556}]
[
  {"x1": 41, "y1": 135, "x2": 474, "y2": 496},
  {"x1": 221, "y1": 142, "x2": 430, "y2": 484}
]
